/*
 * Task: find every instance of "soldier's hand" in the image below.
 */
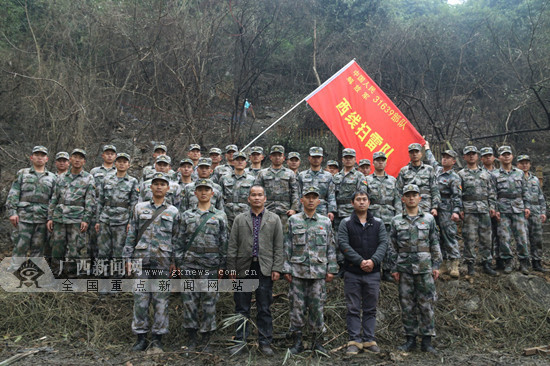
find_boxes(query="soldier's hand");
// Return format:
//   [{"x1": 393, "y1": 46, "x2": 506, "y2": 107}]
[
  {"x1": 325, "y1": 273, "x2": 334, "y2": 282},
  {"x1": 433, "y1": 269, "x2": 440, "y2": 280},
  {"x1": 95, "y1": 223, "x2": 100, "y2": 233},
  {"x1": 9, "y1": 215, "x2": 19, "y2": 227},
  {"x1": 391, "y1": 272, "x2": 400, "y2": 282},
  {"x1": 430, "y1": 209, "x2": 438, "y2": 217},
  {"x1": 489, "y1": 209, "x2": 496, "y2": 218},
  {"x1": 126, "y1": 224, "x2": 130, "y2": 233},
  {"x1": 287, "y1": 210, "x2": 297, "y2": 216},
  {"x1": 424, "y1": 140, "x2": 430, "y2": 150},
  {"x1": 495, "y1": 212, "x2": 501, "y2": 221},
  {"x1": 271, "y1": 271, "x2": 280, "y2": 281},
  {"x1": 46, "y1": 220, "x2": 54, "y2": 232},
  {"x1": 451, "y1": 213, "x2": 460, "y2": 222},
  {"x1": 525, "y1": 209, "x2": 530, "y2": 219},
  {"x1": 328, "y1": 212, "x2": 335, "y2": 221},
  {"x1": 169, "y1": 263, "x2": 176, "y2": 277},
  {"x1": 80, "y1": 222, "x2": 89, "y2": 232},
  {"x1": 284, "y1": 273, "x2": 292, "y2": 283},
  {"x1": 542, "y1": 214, "x2": 547, "y2": 223},
  {"x1": 459, "y1": 211, "x2": 465, "y2": 220}
]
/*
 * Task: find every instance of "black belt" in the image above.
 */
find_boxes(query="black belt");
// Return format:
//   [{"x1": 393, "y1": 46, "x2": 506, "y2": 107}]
[
  {"x1": 337, "y1": 199, "x2": 351, "y2": 204},
  {"x1": 59, "y1": 199, "x2": 85, "y2": 206},
  {"x1": 105, "y1": 201, "x2": 129, "y2": 208},
  {"x1": 441, "y1": 194, "x2": 452, "y2": 199},
  {"x1": 498, "y1": 193, "x2": 521, "y2": 199},
  {"x1": 399, "y1": 247, "x2": 430, "y2": 253},
  {"x1": 462, "y1": 195, "x2": 485, "y2": 201},
  {"x1": 20, "y1": 197, "x2": 49, "y2": 205},
  {"x1": 370, "y1": 199, "x2": 393, "y2": 205},
  {"x1": 188, "y1": 246, "x2": 219, "y2": 254}
]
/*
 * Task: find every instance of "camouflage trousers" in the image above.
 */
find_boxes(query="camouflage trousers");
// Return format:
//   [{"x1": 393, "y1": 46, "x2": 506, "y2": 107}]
[
  {"x1": 132, "y1": 268, "x2": 170, "y2": 335},
  {"x1": 181, "y1": 271, "x2": 219, "y2": 333},
  {"x1": 12, "y1": 222, "x2": 47, "y2": 257},
  {"x1": 491, "y1": 216, "x2": 500, "y2": 260},
  {"x1": 382, "y1": 224, "x2": 396, "y2": 271},
  {"x1": 527, "y1": 215, "x2": 544, "y2": 261},
  {"x1": 497, "y1": 213, "x2": 529, "y2": 260},
  {"x1": 97, "y1": 224, "x2": 128, "y2": 259},
  {"x1": 88, "y1": 221, "x2": 98, "y2": 260},
  {"x1": 289, "y1": 277, "x2": 327, "y2": 333},
  {"x1": 398, "y1": 272, "x2": 437, "y2": 337},
  {"x1": 51, "y1": 223, "x2": 87, "y2": 260},
  {"x1": 463, "y1": 213, "x2": 492, "y2": 263},
  {"x1": 436, "y1": 211, "x2": 460, "y2": 260}
]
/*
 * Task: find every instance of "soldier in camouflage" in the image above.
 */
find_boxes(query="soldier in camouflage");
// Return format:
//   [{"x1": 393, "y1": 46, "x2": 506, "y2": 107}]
[
  {"x1": 283, "y1": 186, "x2": 338, "y2": 355},
  {"x1": 390, "y1": 184, "x2": 441, "y2": 354},
  {"x1": 245, "y1": 146, "x2": 264, "y2": 177},
  {"x1": 209, "y1": 147, "x2": 222, "y2": 172},
  {"x1": 141, "y1": 144, "x2": 167, "y2": 183},
  {"x1": 287, "y1": 152, "x2": 301, "y2": 175},
  {"x1": 367, "y1": 151, "x2": 402, "y2": 281},
  {"x1": 47, "y1": 149, "x2": 96, "y2": 277},
  {"x1": 516, "y1": 155, "x2": 547, "y2": 272},
  {"x1": 176, "y1": 178, "x2": 228, "y2": 352},
  {"x1": 424, "y1": 142, "x2": 462, "y2": 278},
  {"x1": 480, "y1": 147, "x2": 501, "y2": 268},
  {"x1": 139, "y1": 156, "x2": 182, "y2": 210},
  {"x1": 326, "y1": 160, "x2": 339, "y2": 176},
  {"x1": 177, "y1": 158, "x2": 194, "y2": 191},
  {"x1": 491, "y1": 146, "x2": 531, "y2": 274},
  {"x1": 358, "y1": 159, "x2": 371, "y2": 176},
  {"x1": 7, "y1": 146, "x2": 56, "y2": 265},
  {"x1": 212, "y1": 144, "x2": 237, "y2": 183},
  {"x1": 181, "y1": 158, "x2": 224, "y2": 213},
  {"x1": 297, "y1": 147, "x2": 336, "y2": 219},
  {"x1": 219, "y1": 151, "x2": 255, "y2": 228},
  {"x1": 123, "y1": 172, "x2": 180, "y2": 352},
  {"x1": 96, "y1": 153, "x2": 139, "y2": 272},
  {"x1": 396, "y1": 143, "x2": 440, "y2": 215},
  {"x1": 187, "y1": 144, "x2": 201, "y2": 181},
  {"x1": 54, "y1": 151, "x2": 70, "y2": 177},
  {"x1": 458, "y1": 146, "x2": 498, "y2": 276}
]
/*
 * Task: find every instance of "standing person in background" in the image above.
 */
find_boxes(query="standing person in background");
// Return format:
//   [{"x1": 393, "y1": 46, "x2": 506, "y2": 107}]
[
  {"x1": 326, "y1": 160, "x2": 340, "y2": 176},
  {"x1": 54, "y1": 152, "x2": 70, "y2": 177},
  {"x1": 212, "y1": 145, "x2": 238, "y2": 183},
  {"x1": 358, "y1": 159, "x2": 371, "y2": 176},
  {"x1": 139, "y1": 156, "x2": 182, "y2": 210},
  {"x1": 480, "y1": 147, "x2": 501, "y2": 269},
  {"x1": 287, "y1": 152, "x2": 301, "y2": 175},
  {"x1": 178, "y1": 158, "x2": 195, "y2": 191},
  {"x1": 245, "y1": 146, "x2": 264, "y2": 177},
  {"x1": 141, "y1": 144, "x2": 167, "y2": 183},
  {"x1": 181, "y1": 158, "x2": 224, "y2": 213}
]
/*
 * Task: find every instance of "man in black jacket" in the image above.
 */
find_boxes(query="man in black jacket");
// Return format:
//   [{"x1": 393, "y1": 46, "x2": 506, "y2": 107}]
[{"x1": 338, "y1": 189, "x2": 388, "y2": 356}]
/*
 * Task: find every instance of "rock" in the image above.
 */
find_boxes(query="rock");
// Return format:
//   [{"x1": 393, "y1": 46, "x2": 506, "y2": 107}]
[{"x1": 506, "y1": 272, "x2": 550, "y2": 307}]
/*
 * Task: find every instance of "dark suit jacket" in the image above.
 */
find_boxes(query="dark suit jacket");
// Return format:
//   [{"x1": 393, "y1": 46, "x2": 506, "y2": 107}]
[{"x1": 227, "y1": 208, "x2": 284, "y2": 277}]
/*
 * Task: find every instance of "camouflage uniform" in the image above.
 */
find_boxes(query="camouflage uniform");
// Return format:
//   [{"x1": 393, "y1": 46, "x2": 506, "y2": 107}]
[
  {"x1": 425, "y1": 149, "x2": 462, "y2": 259},
  {"x1": 176, "y1": 201, "x2": 228, "y2": 334},
  {"x1": 396, "y1": 163, "x2": 441, "y2": 214},
  {"x1": 522, "y1": 171, "x2": 546, "y2": 261},
  {"x1": 90, "y1": 164, "x2": 116, "y2": 261},
  {"x1": 283, "y1": 211, "x2": 338, "y2": 334},
  {"x1": 139, "y1": 178, "x2": 182, "y2": 210},
  {"x1": 390, "y1": 185, "x2": 441, "y2": 337},
  {"x1": 181, "y1": 180, "x2": 224, "y2": 212},
  {"x1": 480, "y1": 147, "x2": 500, "y2": 261},
  {"x1": 211, "y1": 144, "x2": 238, "y2": 183},
  {"x1": 122, "y1": 197, "x2": 179, "y2": 336},
  {"x1": 219, "y1": 171, "x2": 255, "y2": 228},
  {"x1": 333, "y1": 168, "x2": 367, "y2": 228},
  {"x1": 97, "y1": 171, "x2": 139, "y2": 260},
  {"x1": 7, "y1": 165, "x2": 56, "y2": 257},
  {"x1": 297, "y1": 169, "x2": 336, "y2": 216},
  {"x1": 140, "y1": 143, "x2": 168, "y2": 183},
  {"x1": 245, "y1": 167, "x2": 262, "y2": 177}
]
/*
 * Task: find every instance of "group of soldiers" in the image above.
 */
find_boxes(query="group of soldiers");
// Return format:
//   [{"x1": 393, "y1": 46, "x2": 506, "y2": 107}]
[{"x1": 5, "y1": 140, "x2": 546, "y2": 356}]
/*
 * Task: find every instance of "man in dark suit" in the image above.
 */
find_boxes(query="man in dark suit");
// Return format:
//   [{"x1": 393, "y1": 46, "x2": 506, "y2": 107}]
[{"x1": 227, "y1": 185, "x2": 284, "y2": 356}]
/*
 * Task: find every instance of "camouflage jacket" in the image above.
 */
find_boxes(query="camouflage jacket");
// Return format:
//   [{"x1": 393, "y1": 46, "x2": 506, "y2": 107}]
[
  {"x1": 139, "y1": 179, "x2": 182, "y2": 210},
  {"x1": 254, "y1": 167, "x2": 300, "y2": 215},
  {"x1": 457, "y1": 167, "x2": 496, "y2": 213},
  {"x1": 297, "y1": 169, "x2": 337, "y2": 215},
  {"x1": 97, "y1": 173, "x2": 140, "y2": 225},
  {"x1": 282, "y1": 212, "x2": 338, "y2": 279},
  {"x1": 181, "y1": 181, "x2": 224, "y2": 212},
  {"x1": 122, "y1": 200, "x2": 179, "y2": 269},
  {"x1": 141, "y1": 165, "x2": 177, "y2": 183},
  {"x1": 90, "y1": 165, "x2": 116, "y2": 187},
  {"x1": 6, "y1": 167, "x2": 56, "y2": 223},
  {"x1": 425, "y1": 150, "x2": 462, "y2": 214},
  {"x1": 491, "y1": 167, "x2": 529, "y2": 214},
  {"x1": 396, "y1": 162, "x2": 441, "y2": 212},
  {"x1": 245, "y1": 167, "x2": 262, "y2": 178},
  {"x1": 366, "y1": 173, "x2": 402, "y2": 225},
  {"x1": 390, "y1": 211, "x2": 441, "y2": 274},
  {"x1": 333, "y1": 168, "x2": 367, "y2": 217},
  {"x1": 219, "y1": 172, "x2": 255, "y2": 219},
  {"x1": 212, "y1": 164, "x2": 234, "y2": 184},
  {"x1": 523, "y1": 172, "x2": 547, "y2": 216},
  {"x1": 176, "y1": 206, "x2": 228, "y2": 270},
  {"x1": 48, "y1": 170, "x2": 96, "y2": 224}
]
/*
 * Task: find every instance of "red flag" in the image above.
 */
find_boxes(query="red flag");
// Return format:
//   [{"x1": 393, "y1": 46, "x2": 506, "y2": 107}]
[{"x1": 306, "y1": 60, "x2": 424, "y2": 177}]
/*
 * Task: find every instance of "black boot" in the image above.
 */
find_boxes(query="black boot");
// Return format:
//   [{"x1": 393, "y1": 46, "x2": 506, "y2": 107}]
[
  {"x1": 132, "y1": 333, "x2": 148, "y2": 352},
  {"x1": 289, "y1": 332, "x2": 304, "y2": 354},
  {"x1": 185, "y1": 328, "x2": 198, "y2": 351},
  {"x1": 519, "y1": 259, "x2": 530, "y2": 275},
  {"x1": 150, "y1": 334, "x2": 163, "y2": 351},
  {"x1": 202, "y1": 331, "x2": 214, "y2": 353},
  {"x1": 381, "y1": 270, "x2": 393, "y2": 282},
  {"x1": 503, "y1": 259, "x2": 513, "y2": 274},
  {"x1": 532, "y1": 260, "x2": 548, "y2": 272},
  {"x1": 397, "y1": 336, "x2": 417, "y2": 351},
  {"x1": 311, "y1": 333, "x2": 327, "y2": 355},
  {"x1": 495, "y1": 258, "x2": 505, "y2": 270},
  {"x1": 420, "y1": 336, "x2": 437, "y2": 354},
  {"x1": 467, "y1": 262, "x2": 475, "y2": 276},
  {"x1": 483, "y1": 261, "x2": 498, "y2": 276}
]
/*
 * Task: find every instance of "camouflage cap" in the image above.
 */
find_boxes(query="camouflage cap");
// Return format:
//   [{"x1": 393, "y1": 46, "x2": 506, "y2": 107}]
[
  {"x1": 302, "y1": 186, "x2": 320, "y2": 197},
  {"x1": 115, "y1": 153, "x2": 130, "y2": 161},
  {"x1": 150, "y1": 172, "x2": 170, "y2": 184},
  {"x1": 288, "y1": 152, "x2": 300, "y2": 160},
  {"x1": 270, "y1": 145, "x2": 285, "y2": 154},
  {"x1": 32, "y1": 146, "x2": 48, "y2": 155},
  {"x1": 71, "y1": 148, "x2": 87, "y2": 158},
  {"x1": 327, "y1": 160, "x2": 339, "y2": 167},
  {"x1": 189, "y1": 144, "x2": 201, "y2": 151},
  {"x1": 195, "y1": 178, "x2": 213, "y2": 189},
  {"x1": 442, "y1": 150, "x2": 458, "y2": 158},
  {"x1": 55, "y1": 151, "x2": 69, "y2": 160},
  {"x1": 209, "y1": 147, "x2": 222, "y2": 155},
  {"x1": 155, "y1": 155, "x2": 172, "y2": 165},
  {"x1": 408, "y1": 143, "x2": 422, "y2": 151},
  {"x1": 103, "y1": 145, "x2": 117, "y2": 153},
  {"x1": 373, "y1": 151, "x2": 387, "y2": 160},
  {"x1": 480, "y1": 147, "x2": 494, "y2": 156},
  {"x1": 250, "y1": 146, "x2": 264, "y2": 154},
  {"x1": 233, "y1": 151, "x2": 247, "y2": 160},
  {"x1": 517, "y1": 154, "x2": 530, "y2": 162},
  {"x1": 359, "y1": 159, "x2": 371, "y2": 166},
  {"x1": 197, "y1": 157, "x2": 212, "y2": 166},
  {"x1": 498, "y1": 146, "x2": 513, "y2": 155},
  {"x1": 225, "y1": 144, "x2": 238, "y2": 153},
  {"x1": 342, "y1": 148, "x2": 356, "y2": 157},
  {"x1": 463, "y1": 146, "x2": 478, "y2": 155},
  {"x1": 153, "y1": 144, "x2": 167, "y2": 152},
  {"x1": 179, "y1": 158, "x2": 194, "y2": 166},
  {"x1": 403, "y1": 184, "x2": 420, "y2": 194},
  {"x1": 309, "y1": 146, "x2": 323, "y2": 157}
]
